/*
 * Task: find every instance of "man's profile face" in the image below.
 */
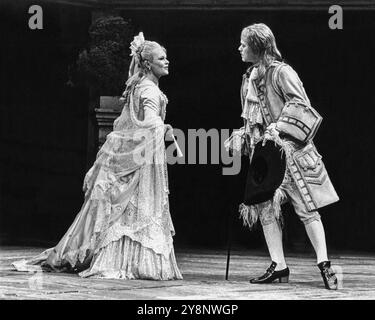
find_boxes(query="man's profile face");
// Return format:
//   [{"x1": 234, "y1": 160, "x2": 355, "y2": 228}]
[{"x1": 238, "y1": 38, "x2": 259, "y2": 63}]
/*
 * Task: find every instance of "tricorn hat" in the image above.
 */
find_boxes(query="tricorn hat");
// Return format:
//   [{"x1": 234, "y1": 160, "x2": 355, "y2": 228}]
[{"x1": 244, "y1": 140, "x2": 286, "y2": 205}]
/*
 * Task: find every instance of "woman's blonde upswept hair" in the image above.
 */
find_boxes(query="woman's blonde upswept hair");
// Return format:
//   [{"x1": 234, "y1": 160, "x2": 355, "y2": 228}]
[{"x1": 121, "y1": 37, "x2": 165, "y2": 102}]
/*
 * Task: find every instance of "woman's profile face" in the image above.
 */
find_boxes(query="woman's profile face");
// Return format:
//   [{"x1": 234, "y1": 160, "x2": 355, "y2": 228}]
[
  {"x1": 238, "y1": 37, "x2": 259, "y2": 63},
  {"x1": 149, "y1": 47, "x2": 169, "y2": 78}
]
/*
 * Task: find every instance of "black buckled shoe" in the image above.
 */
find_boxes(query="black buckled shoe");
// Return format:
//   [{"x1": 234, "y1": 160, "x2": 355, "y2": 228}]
[
  {"x1": 318, "y1": 261, "x2": 338, "y2": 290},
  {"x1": 250, "y1": 261, "x2": 290, "y2": 284}
]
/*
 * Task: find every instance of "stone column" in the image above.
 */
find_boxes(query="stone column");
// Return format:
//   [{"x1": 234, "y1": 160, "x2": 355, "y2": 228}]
[{"x1": 95, "y1": 96, "x2": 123, "y2": 149}]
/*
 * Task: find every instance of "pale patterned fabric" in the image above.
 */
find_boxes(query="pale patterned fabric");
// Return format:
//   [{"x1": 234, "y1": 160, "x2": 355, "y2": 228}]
[
  {"x1": 224, "y1": 67, "x2": 265, "y2": 154},
  {"x1": 79, "y1": 235, "x2": 181, "y2": 280},
  {"x1": 239, "y1": 67, "x2": 284, "y2": 229},
  {"x1": 241, "y1": 67, "x2": 265, "y2": 151},
  {"x1": 12, "y1": 77, "x2": 183, "y2": 280}
]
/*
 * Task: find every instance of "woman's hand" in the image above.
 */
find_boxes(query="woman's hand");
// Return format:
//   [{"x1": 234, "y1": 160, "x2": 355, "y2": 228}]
[
  {"x1": 164, "y1": 124, "x2": 183, "y2": 157},
  {"x1": 164, "y1": 124, "x2": 174, "y2": 140}
]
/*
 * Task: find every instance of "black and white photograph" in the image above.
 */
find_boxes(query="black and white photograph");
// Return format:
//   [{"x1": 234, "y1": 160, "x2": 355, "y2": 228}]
[{"x1": 0, "y1": 0, "x2": 375, "y2": 306}]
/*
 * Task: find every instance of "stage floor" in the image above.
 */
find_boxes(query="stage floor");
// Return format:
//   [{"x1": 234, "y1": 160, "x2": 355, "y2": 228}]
[{"x1": 0, "y1": 246, "x2": 374, "y2": 300}]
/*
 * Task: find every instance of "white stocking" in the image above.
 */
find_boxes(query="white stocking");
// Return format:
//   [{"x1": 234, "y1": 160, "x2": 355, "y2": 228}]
[
  {"x1": 262, "y1": 220, "x2": 287, "y2": 270},
  {"x1": 305, "y1": 219, "x2": 329, "y2": 264}
]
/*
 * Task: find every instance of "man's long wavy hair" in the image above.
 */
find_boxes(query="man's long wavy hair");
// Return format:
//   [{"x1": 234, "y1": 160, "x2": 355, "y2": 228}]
[{"x1": 241, "y1": 23, "x2": 282, "y2": 79}]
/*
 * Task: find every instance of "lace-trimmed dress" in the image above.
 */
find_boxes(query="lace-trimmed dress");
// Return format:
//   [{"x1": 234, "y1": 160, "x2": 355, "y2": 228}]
[{"x1": 12, "y1": 78, "x2": 183, "y2": 280}]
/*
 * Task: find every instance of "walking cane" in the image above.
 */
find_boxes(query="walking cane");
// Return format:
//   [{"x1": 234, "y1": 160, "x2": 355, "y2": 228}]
[
  {"x1": 225, "y1": 206, "x2": 234, "y2": 280},
  {"x1": 225, "y1": 130, "x2": 249, "y2": 280}
]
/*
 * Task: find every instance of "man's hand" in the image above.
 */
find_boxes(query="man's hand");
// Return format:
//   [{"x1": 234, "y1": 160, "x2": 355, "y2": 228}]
[
  {"x1": 262, "y1": 131, "x2": 273, "y2": 146},
  {"x1": 224, "y1": 128, "x2": 245, "y2": 153},
  {"x1": 262, "y1": 123, "x2": 280, "y2": 146}
]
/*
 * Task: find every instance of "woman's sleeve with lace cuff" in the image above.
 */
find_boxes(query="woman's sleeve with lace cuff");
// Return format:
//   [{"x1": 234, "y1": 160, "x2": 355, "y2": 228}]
[{"x1": 141, "y1": 86, "x2": 160, "y2": 114}]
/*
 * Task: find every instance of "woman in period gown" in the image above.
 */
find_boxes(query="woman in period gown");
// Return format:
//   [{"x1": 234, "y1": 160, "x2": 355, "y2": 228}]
[{"x1": 12, "y1": 33, "x2": 183, "y2": 280}]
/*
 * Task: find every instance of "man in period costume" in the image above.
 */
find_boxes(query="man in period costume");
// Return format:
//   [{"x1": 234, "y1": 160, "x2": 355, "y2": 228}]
[{"x1": 226, "y1": 23, "x2": 339, "y2": 290}]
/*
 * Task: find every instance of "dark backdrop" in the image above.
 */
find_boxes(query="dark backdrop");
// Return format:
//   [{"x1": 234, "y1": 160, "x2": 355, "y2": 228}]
[{"x1": 1, "y1": 2, "x2": 375, "y2": 252}]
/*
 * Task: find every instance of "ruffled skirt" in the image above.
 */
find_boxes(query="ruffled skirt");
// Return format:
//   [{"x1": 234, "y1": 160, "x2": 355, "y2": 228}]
[
  {"x1": 79, "y1": 235, "x2": 182, "y2": 280},
  {"x1": 12, "y1": 235, "x2": 182, "y2": 281},
  {"x1": 12, "y1": 180, "x2": 183, "y2": 281}
]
